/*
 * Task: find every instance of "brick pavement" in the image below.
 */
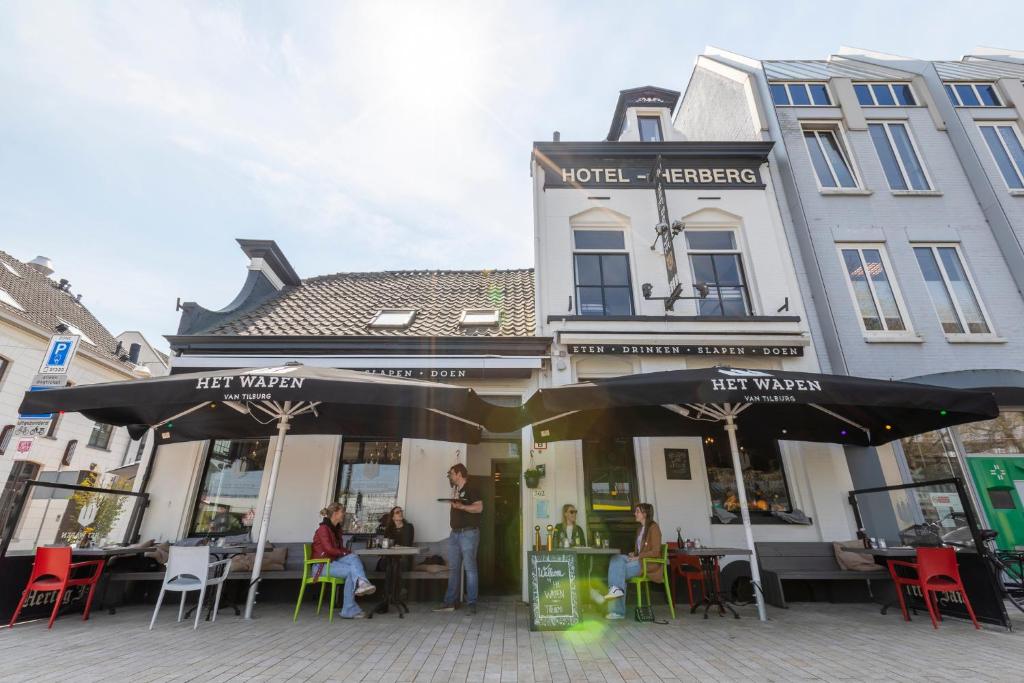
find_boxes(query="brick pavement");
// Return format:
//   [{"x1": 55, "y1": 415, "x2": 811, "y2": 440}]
[{"x1": 2, "y1": 599, "x2": 1023, "y2": 682}]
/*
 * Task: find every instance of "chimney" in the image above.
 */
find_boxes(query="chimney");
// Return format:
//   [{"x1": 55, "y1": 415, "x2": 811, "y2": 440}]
[
  {"x1": 553, "y1": 131, "x2": 561, "y2": 142},
  {"x1": 27, "y1": 256, "x2": 55, "y2": 277},
  {"x1": 128, "y1": 343, "x2": 142, "y2": 364}
]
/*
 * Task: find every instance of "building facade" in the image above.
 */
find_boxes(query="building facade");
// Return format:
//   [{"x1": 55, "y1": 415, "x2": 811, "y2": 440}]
[
  {"x1": 0, "y1": 251, "x2": 155, "y2": 551},
  {"x1": 529, "y1": 87, "x2": 858, "y2": 569},
  {"x1": 677, "y1": 47, "x2": 1024, "y2": 548},
  {"x1": 139, "y1": 239, "x2": 546, "y2": 597}
]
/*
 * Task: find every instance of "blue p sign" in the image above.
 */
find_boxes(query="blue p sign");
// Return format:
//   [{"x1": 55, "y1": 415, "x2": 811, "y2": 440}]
[{"x1": 48, "y1": 341, "x2": 72, "y2": 368}]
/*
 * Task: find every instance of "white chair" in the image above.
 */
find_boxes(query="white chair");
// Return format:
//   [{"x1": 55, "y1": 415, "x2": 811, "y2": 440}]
[{"x1": 149, "y1": 546, "x2": 232, "y2": 630}]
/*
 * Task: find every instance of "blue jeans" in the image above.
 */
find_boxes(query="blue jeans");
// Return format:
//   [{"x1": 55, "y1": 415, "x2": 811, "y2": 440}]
[
  {"x1": 607, "y1": 554, "x2": 642, "y2": 617},
  {"x1": 444, "y1": 528, "x2": 479, "y2": 606},
  {"x1": 328, "y1": 554, "x2": 369, "y2": 618}
]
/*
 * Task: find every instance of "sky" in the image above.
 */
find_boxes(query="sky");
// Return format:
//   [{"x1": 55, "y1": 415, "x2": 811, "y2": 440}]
[{"x1": 1, "y1": 1, "x2": 1022, "y2": 352}]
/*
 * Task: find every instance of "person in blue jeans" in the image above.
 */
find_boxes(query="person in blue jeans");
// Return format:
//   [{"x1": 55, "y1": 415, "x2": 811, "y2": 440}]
[
  {"x1": 434, "y1": 463, "x2": 483, "y2": 614},
  {"x1": 590, "y1": 503, "x2": 663, "y2": 620},
  {"x1": 312, "y1": 503, "x2": 375, "y2": 619}
]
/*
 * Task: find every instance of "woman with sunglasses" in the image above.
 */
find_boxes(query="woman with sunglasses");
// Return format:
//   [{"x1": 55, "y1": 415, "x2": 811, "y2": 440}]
[{"x1": 554, "y1": 504, "x2": 587, "y2": 547}]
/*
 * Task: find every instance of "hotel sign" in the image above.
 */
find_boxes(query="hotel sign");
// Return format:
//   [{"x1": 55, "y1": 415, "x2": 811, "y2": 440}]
[
  {"x1": 567, "y1": 344, "x2": 804, "y2": 357},
  {"x1": 546, "y1": 163, "x2": 763, "y2": 189}
]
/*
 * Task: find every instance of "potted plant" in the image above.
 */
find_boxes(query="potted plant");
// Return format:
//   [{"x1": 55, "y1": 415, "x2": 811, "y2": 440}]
[{"x1": 523, "y1": 452, "x2": 544, "y2": 489}]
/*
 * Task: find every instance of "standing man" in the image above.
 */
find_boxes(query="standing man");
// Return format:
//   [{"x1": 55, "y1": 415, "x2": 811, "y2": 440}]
[{"x1": 434, "y1": 463, "x2": 483, "y2": 614}]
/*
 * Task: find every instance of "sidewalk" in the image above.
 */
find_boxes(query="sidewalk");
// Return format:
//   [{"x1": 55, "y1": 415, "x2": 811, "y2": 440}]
[{"x1": 2, "y1": 600, "x2": 1021, "y2": 682}]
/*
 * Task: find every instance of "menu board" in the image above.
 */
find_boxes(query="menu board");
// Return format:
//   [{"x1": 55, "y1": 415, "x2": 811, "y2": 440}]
[{"x1": 528, "y1": 551, "x2": 580, "y2": 631}]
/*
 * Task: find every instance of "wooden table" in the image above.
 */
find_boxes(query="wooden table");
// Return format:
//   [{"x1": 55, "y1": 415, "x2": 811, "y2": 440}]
[
  {"x1": 355, "y1": 547, "x2": 421, "y2": 618},
  {"x1": 670, "y1": 547, "x2": 752, "y2": 619}
]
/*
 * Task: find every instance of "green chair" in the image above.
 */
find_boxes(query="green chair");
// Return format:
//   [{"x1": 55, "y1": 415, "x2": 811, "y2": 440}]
[
  {"x1": 293, "y1": 544, "x2": 345, "y2": 623},
  {"x1": 627, "y1": 543, "x2": 676, "y2": 619}
]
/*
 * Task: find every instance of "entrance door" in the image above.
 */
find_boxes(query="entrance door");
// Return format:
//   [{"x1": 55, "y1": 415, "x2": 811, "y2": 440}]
[
  {"x1": 583, "y1": 438, "x2": 639, "y2": 553},
  {"x1": 967, "y1": 456, "x2": 1024, "y2": 550},
  {"x1": 469, "y1": 440, "x2": 521, "y2": 595}
]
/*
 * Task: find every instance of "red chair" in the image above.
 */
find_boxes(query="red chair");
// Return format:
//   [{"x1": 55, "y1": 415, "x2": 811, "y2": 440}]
[
  {"x1": 887, "y1": 547, "x2": 980, "y2": 630},
  {"x1": 8, "y1": 547, "x2": 106, "y2": 629},
  {"x1": 668, "y1": 542, "x2": 718, "y2": 605}
]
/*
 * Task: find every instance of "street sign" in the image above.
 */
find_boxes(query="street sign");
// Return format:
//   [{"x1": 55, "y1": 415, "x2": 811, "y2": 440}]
[
  {"x1": 31, "y1": 373, "x2": 69, "y2": 388},
  {"x1": 14, "y1": 437, "x2": 34, "y2": 458},
  {"x1": 38, "y1": 334, "x2": 80, "y2": 375},
  {"x1": 14, "y1": 418, "x2": 51, "y2": 438}
]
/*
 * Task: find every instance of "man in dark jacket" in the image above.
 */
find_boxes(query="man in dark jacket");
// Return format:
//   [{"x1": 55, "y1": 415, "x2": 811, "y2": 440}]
[{"x1": 434, "y1": 463, "x2": 482, "y2": 614}]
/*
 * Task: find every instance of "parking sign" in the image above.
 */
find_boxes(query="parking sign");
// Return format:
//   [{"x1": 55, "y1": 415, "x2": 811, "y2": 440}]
[{"x1": 38, "y1": 334, "x2": 80, "y2": 375}]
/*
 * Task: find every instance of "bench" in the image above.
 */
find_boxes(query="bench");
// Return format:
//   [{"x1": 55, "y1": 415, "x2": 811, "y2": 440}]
[{"x1": 756, "y1": 542, "x2": 890, "y2": 609}]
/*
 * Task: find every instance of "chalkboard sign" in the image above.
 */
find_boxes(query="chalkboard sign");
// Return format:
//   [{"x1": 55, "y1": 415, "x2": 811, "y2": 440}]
[
  {"x1": 664, "y1": 448, "x2": 691, "y2": 480},
  {"x1": 528, "y1": 551, "x2": 580, "y2": 631}
]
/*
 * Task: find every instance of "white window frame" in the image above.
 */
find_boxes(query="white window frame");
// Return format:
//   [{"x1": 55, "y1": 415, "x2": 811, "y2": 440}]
[
  {"x1": 944, "y1": 82, "x2": 1003, "y2": 107},
  {"x1": 0, "y1": 288, "x2": 24, "y2": 311},
  {"x1": 683, "y1": 227, "x2": 754, "y2": 317},
  {"x1": 835, "y1": 243, "x2": 916, "y2": 339},
  {"x1": 57, "y1": 318, "x2": 96, "y2": 346},
  {"x1": 368, "y1": 309, "x2": 417, "y2": 328},
  {"x1": 571, "y1": 228, "x2": 635, "y2": 316},
  {"x1": 800, "y1": 122, "x2": 864, "y2": 192},
  {"x1": 770, "y1": 82, "x2": 832, "y2": 107},
  {"x1": 978, "y1": 121, "x2": 1024, "y2": 191},
  {"x1": 868, "y1": 121, "x2": 934, "y2": 192},
  {"x1": 1, "y1": 261, "x2": 20, "y2": 277},
  {"x1": 913, "y1": 243, "x2": 996, "y2": 340},
  {"x1": 853, "y1": 82, "x2": 916, "y2": 107},
  {"x1": 459, "y1": 309, "x2": 500, "y2": 326}
]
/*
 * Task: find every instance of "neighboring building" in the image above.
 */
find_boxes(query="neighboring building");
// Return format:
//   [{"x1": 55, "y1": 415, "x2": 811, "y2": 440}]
[
  {"x1": 0, "y1": 250, "x2": 155, "y2": 551},
  {"x1": 529, "y1": 87, "x2": 857, "y2": 566},
  {"x1": 677, "y1": 47, "x2": 1024, "y2": 548},
  {"x1": 139, "y1": 239, "x2": 547, "y2": 597}
]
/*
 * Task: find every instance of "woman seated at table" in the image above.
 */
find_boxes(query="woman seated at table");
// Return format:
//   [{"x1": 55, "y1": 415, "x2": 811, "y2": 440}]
[
  {"x1": 384, "y1": 506, "x2": 415, "y2": 547},
  {"x1": 554, "y1": 504, "x2": 586, "y2": 547},
  {"x1": 312, "y1": 502, "x2": 376, "y2": 619},
  {"x1": 590, "y1": 503, "x2": 663, "y2": 620}
]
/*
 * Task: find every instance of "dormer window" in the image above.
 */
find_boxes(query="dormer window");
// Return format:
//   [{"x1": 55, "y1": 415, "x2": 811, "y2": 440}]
[
  {"x1": 770, "y1": 82, "x2": 831, "y2": 106},
  {"x1": 637, "y1": 116, "x2": 663, "y2": 142},
  {"x1": 1, "y1": 261, "x2": 20, "y2": 277},
  {"x1": 460, "y1": 309, "x2": 500, "y2": 326},
  {"x1": 0, "y1": 288, "x2": 24, "y2": 312},
  {"x1": 368, "y1": 309, "x2": 416, "y2": 328},
  {"x1": 944, "y1": 83, "x2": 1001, "y2": 107},
  {"x1": 58, "y1": 318, "x2": 95, "y2": 345}
]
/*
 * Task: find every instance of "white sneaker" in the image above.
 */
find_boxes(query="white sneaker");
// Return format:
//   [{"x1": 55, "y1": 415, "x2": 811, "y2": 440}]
[
  {"x1": 604, "y1": 586, "x2": 624, "y2": 601},
  {"x1": 355, "y1": 580, "x2": 376, "y2": 596},
  {"x1": 340, "y1": 610, "x2": 366, "y2": 619},
  {"x1": 589, "y1": 588, "x2": 606, "y2": 605},
  {"x1": 605, "y1": 612, "x2": 624, "y2": 620}
]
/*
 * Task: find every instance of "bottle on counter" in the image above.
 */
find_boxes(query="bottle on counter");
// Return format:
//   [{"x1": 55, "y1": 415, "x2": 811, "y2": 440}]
[
  {"x1": 534, "y1": 526, "x2": 542, "y2": 552},
  {"x1": 545, "y1": 525, "x2": 554, "y2": 551},
  {"x1": 676, "y1": 527, "x2": 684, "y2": 548}
]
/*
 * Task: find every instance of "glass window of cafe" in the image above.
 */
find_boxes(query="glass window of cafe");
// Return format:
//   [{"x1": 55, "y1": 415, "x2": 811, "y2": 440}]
[
  {"x1": 335, "y1": 438, "x2": 403, "y2": 533},
  {"x1": 189, "y1": 438, "x2": 268, "y2": 536},
  {"x1": 703, "y1": 433, "x2": 792, "y2": 514},
  {"x1": 899, "y1": 412, "x2": 1024, "y2": 485}
]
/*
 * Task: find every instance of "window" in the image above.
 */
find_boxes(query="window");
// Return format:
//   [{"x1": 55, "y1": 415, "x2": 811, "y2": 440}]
[
  {"x1": 770, "y1": 82, "x2": 831, "y2": 106},
  {"x1": 0, "y1": 288, "x2": 24, "y2": 311},
  {"x1": 1, "y1": 261, "x2": 20, "y2": 277},
  {"x1": 956, "y1": 412, "x2": 1024, "y2": 455},
  {"x1": 460, "y1": 309, "x2": 499, "y2": 326},
  {"x1": 704, "y1": 432, "x2": 792, "y2": 514},
  {"x1": 979, "y1": 123, "x2": 1024, "y2": 190},
  {"x1": 124, "y1": 431, "x2": 148, "y2": 466},
  {"x1": 334, "y1": 439, "x2": 402, "y2": 533},
  {"x1": 637, "y1": 116, "x2": 663, "y2": 142},
  {"x1": 839, "y1": 245, "x2": 909, "y2": 333},
  {"x1": 913, "y1": 245, "x2": 992, "y2": 335},
  {"x1": 868, "y1": 122, "x2": 931, "y2": 191},
  {"x1": 0, "y1": 462, "x2": 42, "y2": 533},
  {"x1": 854, "y1": 83, "x2": 916, "y2": 106},
  {"x1": 685, "y1": 230, "x2": 751, "y2": 316},
  {"x1": 368, "y1": 309, "x2": 416, "y2": 328},
  {"x1": 583, "y1": 438, "x2": 638, "y2": 513},
  {"x1": 944, "y1": 83, "x2": 1002, "y2": 107},
  {"x1": 573, "y1": 230, "x2": 634, "y2": 316},
  {"x1": 87, "y1": 422, "x2": 113, "y2": 449},
  {"x1": 190, "y1": 439, "x2": 268, "y2": 535},
  {"x1": 0, "y1": 355, "x2": 9, "y2": 388},
  {"x1": 802, "y1": 124, "x2": 859, "y2": 189},
  {"x1": 0, "y1": 425, "x2": 14, "y2": 455},
  {"x1": 900, "y1": 429, "x2": 964, "y2": 483},
  {"x1": 58, "y1": 319, "x2": 95, "y2": 346}
]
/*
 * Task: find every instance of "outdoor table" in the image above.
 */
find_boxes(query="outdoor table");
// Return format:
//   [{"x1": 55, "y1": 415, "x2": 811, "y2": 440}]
[
  {"x1": 355, "y1": 546, "x2": 421, "y2": 618},
  {"x1": 71, "y1": 546, "x2": 153, "y2": 615},
  {"x1": 670, "y1": 547, "x2": 752, "y2": 619}
]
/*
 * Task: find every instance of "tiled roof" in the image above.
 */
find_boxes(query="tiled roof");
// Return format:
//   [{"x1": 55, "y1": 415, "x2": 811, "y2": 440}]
[
  {"x1": 0, "y1": 251, "x2": 133, "y2": 367},
  {"x1": 206, "y1": 269, "x2": 536, "y2": 338},
  {"x1": 764, "y1": 59, "x2": 911, "y2": 82},
  {"x1": 936, "y1": 58, "x2": 1024, "y2": 81}
]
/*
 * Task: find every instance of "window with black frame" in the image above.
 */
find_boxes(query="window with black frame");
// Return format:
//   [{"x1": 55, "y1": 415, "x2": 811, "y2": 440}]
[
  {"x1": 335, "y1": 438, "x2": 402, "y2": 533},
  {"x1": 189, "y1": 438, "x2": 268, "y2": 536},
  {"x1": 703, "y1": 432, "x2": 791, "y2": 515},
  {"x1": 573, "y1": 229, "x2": 634, "y2": 316},
  {"x1": 686, "y1": 230, "x2": 752, "y2": 316}
]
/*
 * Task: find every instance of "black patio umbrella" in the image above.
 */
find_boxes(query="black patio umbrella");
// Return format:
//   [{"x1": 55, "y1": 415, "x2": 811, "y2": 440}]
[
  {"x1": 19, "y1": 363, "x2": 509, "y2": 617},
  {"x1": 518, "y1": 366, "x2": 999, "y2": 621}
]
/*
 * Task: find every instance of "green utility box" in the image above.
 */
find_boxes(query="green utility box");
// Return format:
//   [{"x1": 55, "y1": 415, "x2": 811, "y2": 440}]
[{"x1": 967, "y1": 456, "x2": 1024, "y2": 550}]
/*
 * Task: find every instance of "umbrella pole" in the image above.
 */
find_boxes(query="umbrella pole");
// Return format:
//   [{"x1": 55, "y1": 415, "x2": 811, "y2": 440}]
[
  {"x1": 724, "y1": 413, "x2": 767, "y2": 622},
  {"x1": 244, "y1": 403, "x2": 291, "y2": 619}
]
